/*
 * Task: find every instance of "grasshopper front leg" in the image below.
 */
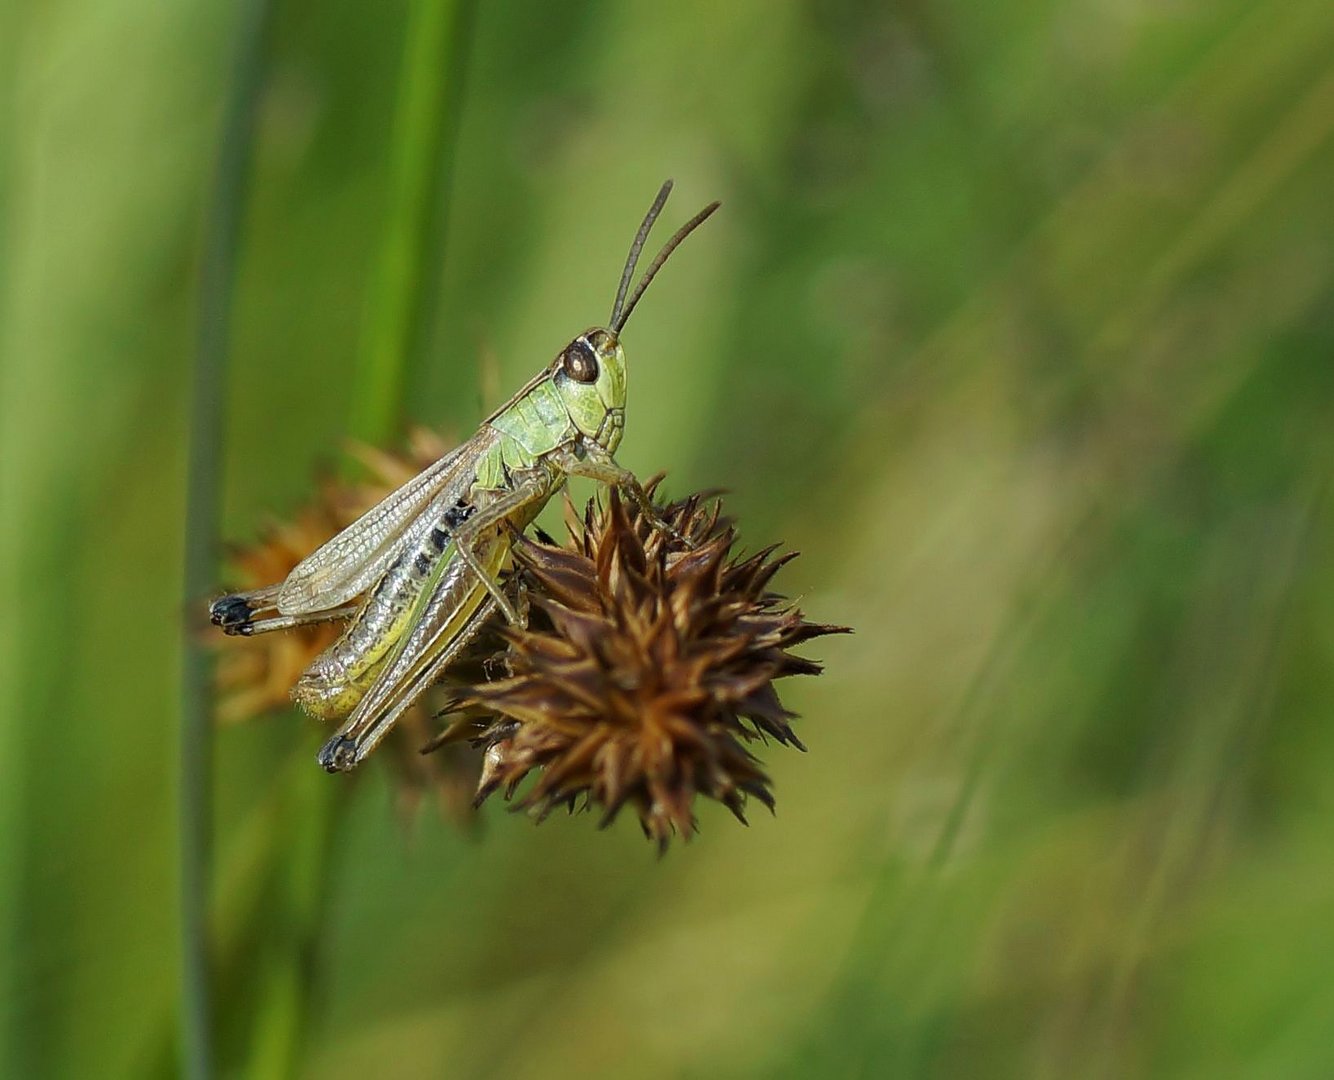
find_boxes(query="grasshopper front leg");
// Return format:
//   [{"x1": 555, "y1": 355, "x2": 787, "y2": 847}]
[{"x1": 554, "y1": 442, "x2": 691, "y2": 548}]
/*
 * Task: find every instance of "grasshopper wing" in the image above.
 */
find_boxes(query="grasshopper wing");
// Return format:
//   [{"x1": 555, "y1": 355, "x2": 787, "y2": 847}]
[{"x1": 276, "y1": 429, "x2": 497, "y2": 615}]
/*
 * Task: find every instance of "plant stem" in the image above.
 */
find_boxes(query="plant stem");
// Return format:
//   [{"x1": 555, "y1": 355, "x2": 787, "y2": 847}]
[{"x1": 179, "y1": 2, "x2": 273, "y2": 1078}]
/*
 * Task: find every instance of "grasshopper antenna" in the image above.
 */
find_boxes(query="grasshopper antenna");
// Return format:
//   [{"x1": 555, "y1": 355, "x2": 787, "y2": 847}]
[
  {"x1": 612, "y1": 193, "x2": 721, "y2": 334},
  {"x1": 611, "y1": 179, "x2": 674, "y2": 330}
]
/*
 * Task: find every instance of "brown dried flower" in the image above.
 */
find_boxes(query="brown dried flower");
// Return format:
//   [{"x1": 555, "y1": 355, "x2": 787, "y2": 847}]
[{"x1": 429, "y1": 481, "x2": 849, "y2": 850}]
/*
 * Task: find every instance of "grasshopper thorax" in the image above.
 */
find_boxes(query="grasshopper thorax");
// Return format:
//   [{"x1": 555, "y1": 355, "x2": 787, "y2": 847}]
[{"x1": 552, "y1": 327, "x2": 627, "y2": 453}]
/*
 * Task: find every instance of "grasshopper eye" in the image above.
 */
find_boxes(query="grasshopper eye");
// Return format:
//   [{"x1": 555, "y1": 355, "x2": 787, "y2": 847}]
[{"x1": 562, "y1": 340, "x2": 599, "y2": 384}]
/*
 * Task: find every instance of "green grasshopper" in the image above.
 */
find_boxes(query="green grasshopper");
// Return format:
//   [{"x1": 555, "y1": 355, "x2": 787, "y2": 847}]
[{"x1": 211, "y1": 181, "x2": 719, "y2": 772}]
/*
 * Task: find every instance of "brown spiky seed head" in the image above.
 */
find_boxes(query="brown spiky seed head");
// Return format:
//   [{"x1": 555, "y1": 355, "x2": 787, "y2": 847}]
[{"x1": 430, "y1": 480, "x2": 849, "y2": 851}]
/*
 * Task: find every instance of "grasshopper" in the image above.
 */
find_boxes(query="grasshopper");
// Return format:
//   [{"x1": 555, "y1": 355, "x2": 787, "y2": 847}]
[{"x1": 211, "y1": 181, "x2": 719, "y2": 772}]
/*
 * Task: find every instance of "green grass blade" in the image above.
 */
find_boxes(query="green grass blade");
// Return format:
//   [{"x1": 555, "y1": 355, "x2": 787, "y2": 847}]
[{"x1": 350, "y1": 0, "x2": 474, "y2": 444}]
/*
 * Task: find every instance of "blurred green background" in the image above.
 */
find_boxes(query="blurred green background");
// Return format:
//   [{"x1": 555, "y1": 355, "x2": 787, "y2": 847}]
[{"x1": 5, "y1": 0, "x2": 1334, "y2": 1077}]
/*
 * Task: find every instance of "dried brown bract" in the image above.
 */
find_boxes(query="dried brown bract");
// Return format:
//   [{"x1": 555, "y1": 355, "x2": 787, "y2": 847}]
[{"x1": 429, "y1": 480, "x2": 849, "y2": 850}]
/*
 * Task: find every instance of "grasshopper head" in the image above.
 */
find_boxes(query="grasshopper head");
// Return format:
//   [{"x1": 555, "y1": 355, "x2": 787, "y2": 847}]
[
  {"x1": 553, "y1": 181, "x2": 720, "y2": 457},
  {"x1": 553, "y1": 327, "x2": 626, "y2": 452}
]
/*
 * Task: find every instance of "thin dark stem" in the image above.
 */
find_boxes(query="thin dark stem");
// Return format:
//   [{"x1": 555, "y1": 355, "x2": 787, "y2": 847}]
[{"x1": 179, "y1": 2, "x2": 272, "y2": 1078}]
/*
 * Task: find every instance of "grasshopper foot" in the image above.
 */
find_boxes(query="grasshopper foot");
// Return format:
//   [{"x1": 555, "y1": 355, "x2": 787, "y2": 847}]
[
  {"x1": 644, "y1": 512, "x2": 694, "y2": 551},
  {"x1": 317, "y1": 735, "x2": 359, "y2": 773}
]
